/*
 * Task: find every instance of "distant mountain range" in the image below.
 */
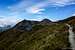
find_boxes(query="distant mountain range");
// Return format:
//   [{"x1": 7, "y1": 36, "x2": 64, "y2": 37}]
[
  {"x1": 58, "y1": 16, "x2": 75, "y2": 24},
  {"x1": 13, "y1": 16, "x2": 75, "y2": 31},
  {"x1": 0, "y1": 16, "x2": 75, "y2": 50},
  {"x1": 13, "y1": 19, "x2": 52, "y2": 31},
  {"x1": 0, "y1": 25, "x2": 12, "y2": 32}
]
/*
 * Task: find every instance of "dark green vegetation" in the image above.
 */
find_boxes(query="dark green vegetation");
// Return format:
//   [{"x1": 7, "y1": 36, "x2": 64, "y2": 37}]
[{"x1": 0, "y1": 16, "x2": 75, "y2": 50}]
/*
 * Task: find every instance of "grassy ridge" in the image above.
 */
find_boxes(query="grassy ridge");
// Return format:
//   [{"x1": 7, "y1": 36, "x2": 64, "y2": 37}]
[{"x1": 0, "y1": 23, "x2": 70, "y2": 50}]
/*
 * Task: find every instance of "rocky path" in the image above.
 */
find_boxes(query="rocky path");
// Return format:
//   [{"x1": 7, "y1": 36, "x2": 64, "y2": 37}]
[{"x1": 66, "y1": 24, "x2": 75, "y2": 50}]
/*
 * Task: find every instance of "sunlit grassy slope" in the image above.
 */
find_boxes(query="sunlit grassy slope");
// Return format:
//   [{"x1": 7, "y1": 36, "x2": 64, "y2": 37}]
[
  {"x1": 0, "y1": 16, "x2": 75, "y2": 50},
  {"x1": 0, "y1": 23, "x2": 70, "y2": 50}
]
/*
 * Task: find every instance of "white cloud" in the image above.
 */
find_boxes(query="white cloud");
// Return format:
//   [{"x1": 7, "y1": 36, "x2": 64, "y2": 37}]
[
  {"x1": 7, "y1": 0, "x2": 75, "y2": 15},
  {"x1": 72, "y1": 13, "x2": 75, "y2": 16},
  {"x1": 0, "y1": 16, "x2": 22, "y2": 26},
  {"x1": 26, "y1": 7, "x2": 45, "y2": 14},
  {"x1": 7, "y1": 1, "x2": 46, "y2": 14},
  {"x1": 48, "y1": 0, "x2": 75, "y2": 6},
  {"x1": 7, "y1": 0, "x2": 35, "y2": 12}
]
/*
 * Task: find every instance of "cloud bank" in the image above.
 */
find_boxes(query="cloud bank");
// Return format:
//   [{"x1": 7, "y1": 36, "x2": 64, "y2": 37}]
[
  {"x1": 0, "y1": 16, "x2": 22, "y2": 27},
  {"x1": 8, "y1": 0, "x2": 75, "y2": 14}
]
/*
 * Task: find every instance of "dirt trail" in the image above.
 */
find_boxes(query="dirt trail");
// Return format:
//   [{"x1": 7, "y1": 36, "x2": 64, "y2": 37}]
[{"x1": 66, "y1": 24, "x2": 75, "y2": 50}]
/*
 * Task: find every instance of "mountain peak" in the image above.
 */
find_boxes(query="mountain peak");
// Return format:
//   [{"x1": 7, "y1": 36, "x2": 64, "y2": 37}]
[
  {"x1": 14, "y1": 19, "x2": 32, "y2": 31},
  {"x1": 41, "y1": 19, "x2": 52, "y2": 23}
]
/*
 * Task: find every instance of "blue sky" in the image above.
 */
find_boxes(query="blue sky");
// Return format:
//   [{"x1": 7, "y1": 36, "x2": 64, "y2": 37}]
[{"x1": 0, "y1": 0, "x2": 75, "y2": 25}]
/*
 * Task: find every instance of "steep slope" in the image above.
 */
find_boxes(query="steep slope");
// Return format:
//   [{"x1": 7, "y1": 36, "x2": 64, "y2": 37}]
[
  {"x1": 0, "y1": 16, "x2": 75, "y2": 50},
  {"x1": 58, "y1": 16, "x2": 75, "y2": 24},
  {"x1": 40, "y1": 19, "x2": 52, "y2": 25},
  {"x1": 13, "y1": 20, "x2": 32, "y2": 31}
]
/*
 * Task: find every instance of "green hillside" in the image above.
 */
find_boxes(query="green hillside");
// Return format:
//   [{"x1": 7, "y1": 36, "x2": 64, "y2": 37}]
[
  {"x1": 0, "y1": 23, "x2": 70, "y2": 50},
  {"x1": 0, "y1": 16, "x2": 75, "y2": 50}
]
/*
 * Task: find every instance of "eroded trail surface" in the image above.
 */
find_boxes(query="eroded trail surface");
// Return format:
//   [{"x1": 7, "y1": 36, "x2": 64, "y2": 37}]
[{"x1": 66, "y1": 24, "x2": 75, "y2": 50}]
